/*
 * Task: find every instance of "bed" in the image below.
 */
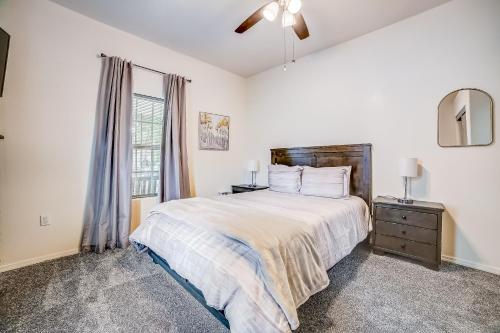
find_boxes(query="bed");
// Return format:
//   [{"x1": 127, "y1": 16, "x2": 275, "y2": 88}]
[{"x1": 130, "y1": 144, "x2": 372, "y2": 333}]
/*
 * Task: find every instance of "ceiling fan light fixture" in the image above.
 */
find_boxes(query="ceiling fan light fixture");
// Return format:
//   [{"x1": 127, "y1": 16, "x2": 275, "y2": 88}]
[
  {"x1": 282, "y1": 10, "x2": 295, "y2": 27},
  {"x1": 263, "y1": 2, "x2": 279, "y2": 21},
  {"x1": 287, "y1": 0, "x2": 302, "y2": 14}
]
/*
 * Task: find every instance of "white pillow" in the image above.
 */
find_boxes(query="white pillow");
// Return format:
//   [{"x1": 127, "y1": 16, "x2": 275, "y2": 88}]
[
  {"x1": 300, "y1": 166, "x2": 352, "y2": 198},
  {"x1": 268, "y1": 164, "x2": 303, "y2": 194}
]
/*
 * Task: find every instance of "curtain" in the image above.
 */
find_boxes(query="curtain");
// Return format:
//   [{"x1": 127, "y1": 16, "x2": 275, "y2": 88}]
[
  {"x1": 81, "y1": 56, "x2": 133, "y2": 253},
  {"x1": 159, "y1": 74, "x2": 191, "y2": 202}
]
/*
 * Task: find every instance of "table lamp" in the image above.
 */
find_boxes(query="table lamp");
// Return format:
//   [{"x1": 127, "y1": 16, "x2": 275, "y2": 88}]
[
  {"x1": 398, "y1": 158, "x2": 418, "y2": 204},
  {"x1": 247, "y1": 160, "x2": 259, "y2": 187}
]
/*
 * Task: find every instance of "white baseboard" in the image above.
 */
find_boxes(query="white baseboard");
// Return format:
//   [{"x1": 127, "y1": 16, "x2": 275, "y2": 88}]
[
  {"x1": 442, "y1": 255, "x2": 500, "y2": 275},
  {"x1": 0, "y1": 248, "x2": 80, "y2": 273}
]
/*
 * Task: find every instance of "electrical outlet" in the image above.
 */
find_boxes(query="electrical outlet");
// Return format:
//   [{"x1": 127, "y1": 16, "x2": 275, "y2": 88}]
[{"x1": 39, "y1": 215, "x2": 50, "y2": 226}]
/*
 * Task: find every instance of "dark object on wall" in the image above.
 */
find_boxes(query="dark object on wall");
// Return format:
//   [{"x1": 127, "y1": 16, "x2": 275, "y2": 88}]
[{"x1": 0, "y1": 27, "x2": 10, "y2": 97}]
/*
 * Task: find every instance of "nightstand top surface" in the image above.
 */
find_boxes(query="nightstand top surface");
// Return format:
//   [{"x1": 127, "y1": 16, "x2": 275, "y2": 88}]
[
  {"x1": 232, "y1": 184, "x2": 269, "y2": 190},
  {"x1": 374, "y1": 196, "x2": 445, "y2": 211}
]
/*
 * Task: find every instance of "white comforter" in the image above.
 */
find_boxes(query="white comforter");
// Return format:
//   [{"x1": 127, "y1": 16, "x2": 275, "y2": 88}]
[{"x1": 130, "y1": 190, "x2": 370, "y2": 333}]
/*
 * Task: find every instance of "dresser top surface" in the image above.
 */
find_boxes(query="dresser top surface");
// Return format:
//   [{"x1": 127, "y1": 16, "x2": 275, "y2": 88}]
[
  {"x1": 374, "y1": 196, "x2": 445, "y2": 211},
  {"x1": 232, "y1": 184, "x2": 269, "y2": 190}
]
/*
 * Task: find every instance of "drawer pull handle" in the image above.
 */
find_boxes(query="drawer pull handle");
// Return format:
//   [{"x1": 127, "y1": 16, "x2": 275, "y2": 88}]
[
  {"x1": 401, "y1": 230, "x2": 407, "y2": 235},
  {"x1": 402, "y1": 215, "x2": 407, "y2": 220},
  {"x1": 400, "y1": 244, "x2": 406, "y2": 250}
]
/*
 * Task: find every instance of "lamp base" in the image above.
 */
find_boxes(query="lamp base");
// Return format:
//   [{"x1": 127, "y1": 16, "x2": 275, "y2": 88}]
[
  {"x1": 249, "y1": 171, "x2": 257, "y2": 187},
  {"x1": 397, "y1": 198, "x2": 414, "y2": 205}
]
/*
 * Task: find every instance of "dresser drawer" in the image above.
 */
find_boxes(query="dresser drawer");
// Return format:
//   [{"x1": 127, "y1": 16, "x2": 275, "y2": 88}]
[
  {"x1": 376, "y1": 220, "x2": 437, "y2": 245},
  {"x1": 376, "y1": 207, "x2": 437, "y2": 229},
  {"x1": 375, "y1": 234, "x2": 437, "y2": 262}
]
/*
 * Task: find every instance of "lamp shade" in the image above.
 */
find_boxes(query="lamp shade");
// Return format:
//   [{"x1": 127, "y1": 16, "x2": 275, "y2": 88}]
[
  {"x1": 263, "y1": 2, "x2": 279, "y2": 21},
  {"x1": 287, "y1": 0, "x2": 302, "y2": 14},
  {"x1": 399, "y1": 158, "x2": 418, "y2": 178},
  {"x1": 247, "y1": 160, "x2": 259, "y2": 172}
]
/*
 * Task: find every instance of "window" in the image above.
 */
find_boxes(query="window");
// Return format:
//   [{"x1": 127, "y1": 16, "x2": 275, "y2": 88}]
[{"x1": 132, "y1": 94, "x2": 164, "y2": 197}]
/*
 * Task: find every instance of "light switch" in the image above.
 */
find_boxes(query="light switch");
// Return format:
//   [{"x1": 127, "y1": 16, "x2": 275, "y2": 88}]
[{"x1": 40, "y1": 215, "x2": 50, "y2": 226}]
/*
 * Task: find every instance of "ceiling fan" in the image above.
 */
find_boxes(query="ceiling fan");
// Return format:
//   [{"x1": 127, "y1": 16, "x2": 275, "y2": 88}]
[{"x1": 235, "y1": 0, "x2": 310, "y2": 40}]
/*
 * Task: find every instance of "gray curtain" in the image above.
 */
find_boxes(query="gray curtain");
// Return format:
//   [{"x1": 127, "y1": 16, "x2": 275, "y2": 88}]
[
  {"x1": 81, "y1": 56, "x2": 133, "y2": 253},
  {"x1": 159, "y1": 74, "x2": 191, "y2": 202}
]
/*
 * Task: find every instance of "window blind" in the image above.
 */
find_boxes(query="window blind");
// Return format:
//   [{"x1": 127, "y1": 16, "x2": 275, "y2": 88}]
[{"x1": 132, "y1": 94, "x2": 164, "y2": 197}]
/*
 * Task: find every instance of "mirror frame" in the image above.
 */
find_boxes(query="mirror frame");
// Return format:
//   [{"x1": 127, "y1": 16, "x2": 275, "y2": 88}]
[{"x1": 437, "y1": 88, "x2": 494, "y2": 148}]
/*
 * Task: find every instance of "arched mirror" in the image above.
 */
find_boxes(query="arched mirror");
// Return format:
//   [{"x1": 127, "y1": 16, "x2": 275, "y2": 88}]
[{"x1": 438, "y1": 88, "x2": 493, "y2": 147}]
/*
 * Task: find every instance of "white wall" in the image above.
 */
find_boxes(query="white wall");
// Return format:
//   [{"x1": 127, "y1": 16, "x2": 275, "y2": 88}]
[
  {"x1": 1, "y1": 0, "x2": 499, "y2": 275},
  {"x1": 246, "y1": 0, "x2": 500, "y2": 273},
  {"x1": 0, "y1": 0, "x2": 248, "y2": 270}
]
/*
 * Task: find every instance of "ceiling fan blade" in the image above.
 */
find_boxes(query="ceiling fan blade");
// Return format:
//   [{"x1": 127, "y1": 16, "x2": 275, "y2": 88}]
[
  {"x1": 235, "y1": 3, "x2": 271, "y2": 34},
  {"x1": 293, "y1": 13, "x2": 310, "y2": 40}
]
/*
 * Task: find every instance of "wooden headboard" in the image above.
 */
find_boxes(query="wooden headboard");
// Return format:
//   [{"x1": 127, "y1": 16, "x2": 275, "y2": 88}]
[{"x1": 271, "y1": 144, "x2": 372, "y2": 207}]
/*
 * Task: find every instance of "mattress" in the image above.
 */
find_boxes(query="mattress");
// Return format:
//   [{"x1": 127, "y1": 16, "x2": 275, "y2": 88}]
[{"x1": 130, "y1": 190, "x2": 370, "y2": 333}]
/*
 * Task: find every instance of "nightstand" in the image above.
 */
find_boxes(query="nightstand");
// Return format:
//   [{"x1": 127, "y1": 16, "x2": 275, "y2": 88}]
[
  {"x1": 372, "y1": 196, "x2": 445, "y2": 270},
  {"x1": 231, "y1": 185, "x2": 269, "y2": 194}
]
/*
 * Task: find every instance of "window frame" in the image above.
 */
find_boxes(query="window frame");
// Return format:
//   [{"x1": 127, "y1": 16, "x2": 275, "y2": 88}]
[{"x1": 131, "y1": 93, "x2": 165, "y2": 199}]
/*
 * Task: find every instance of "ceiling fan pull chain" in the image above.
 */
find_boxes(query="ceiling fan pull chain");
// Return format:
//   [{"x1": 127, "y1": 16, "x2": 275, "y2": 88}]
[
  {"x1": 283, "y1": 24, "x2": 287, "y2": 71},
  {"x1": 292, "y1": 28, "x2": 296, "y2": 63}
]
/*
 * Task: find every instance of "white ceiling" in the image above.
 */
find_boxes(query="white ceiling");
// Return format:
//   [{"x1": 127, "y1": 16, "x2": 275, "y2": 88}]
[{"x1": 51, "y1": 0, "x2": 450, "y2": 77}]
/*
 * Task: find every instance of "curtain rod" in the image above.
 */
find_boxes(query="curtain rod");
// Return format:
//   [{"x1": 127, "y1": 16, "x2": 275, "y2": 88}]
[{"x1": 98, "y1": 53, "x2": 192, "y2": 83}]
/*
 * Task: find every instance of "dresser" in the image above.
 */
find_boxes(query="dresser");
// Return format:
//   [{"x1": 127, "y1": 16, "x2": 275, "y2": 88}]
[
  {"x1": 231, "y1": 184, "x2": 269, "y2": 194},
  {"x1": 372, "y1": 196, "x2": 445, "y2": 270}
]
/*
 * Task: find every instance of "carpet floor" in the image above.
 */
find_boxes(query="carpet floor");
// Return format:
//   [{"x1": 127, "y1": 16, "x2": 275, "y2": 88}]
[{"x1": 1, "y1": 244, "x2": 499, "y2": 333}]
